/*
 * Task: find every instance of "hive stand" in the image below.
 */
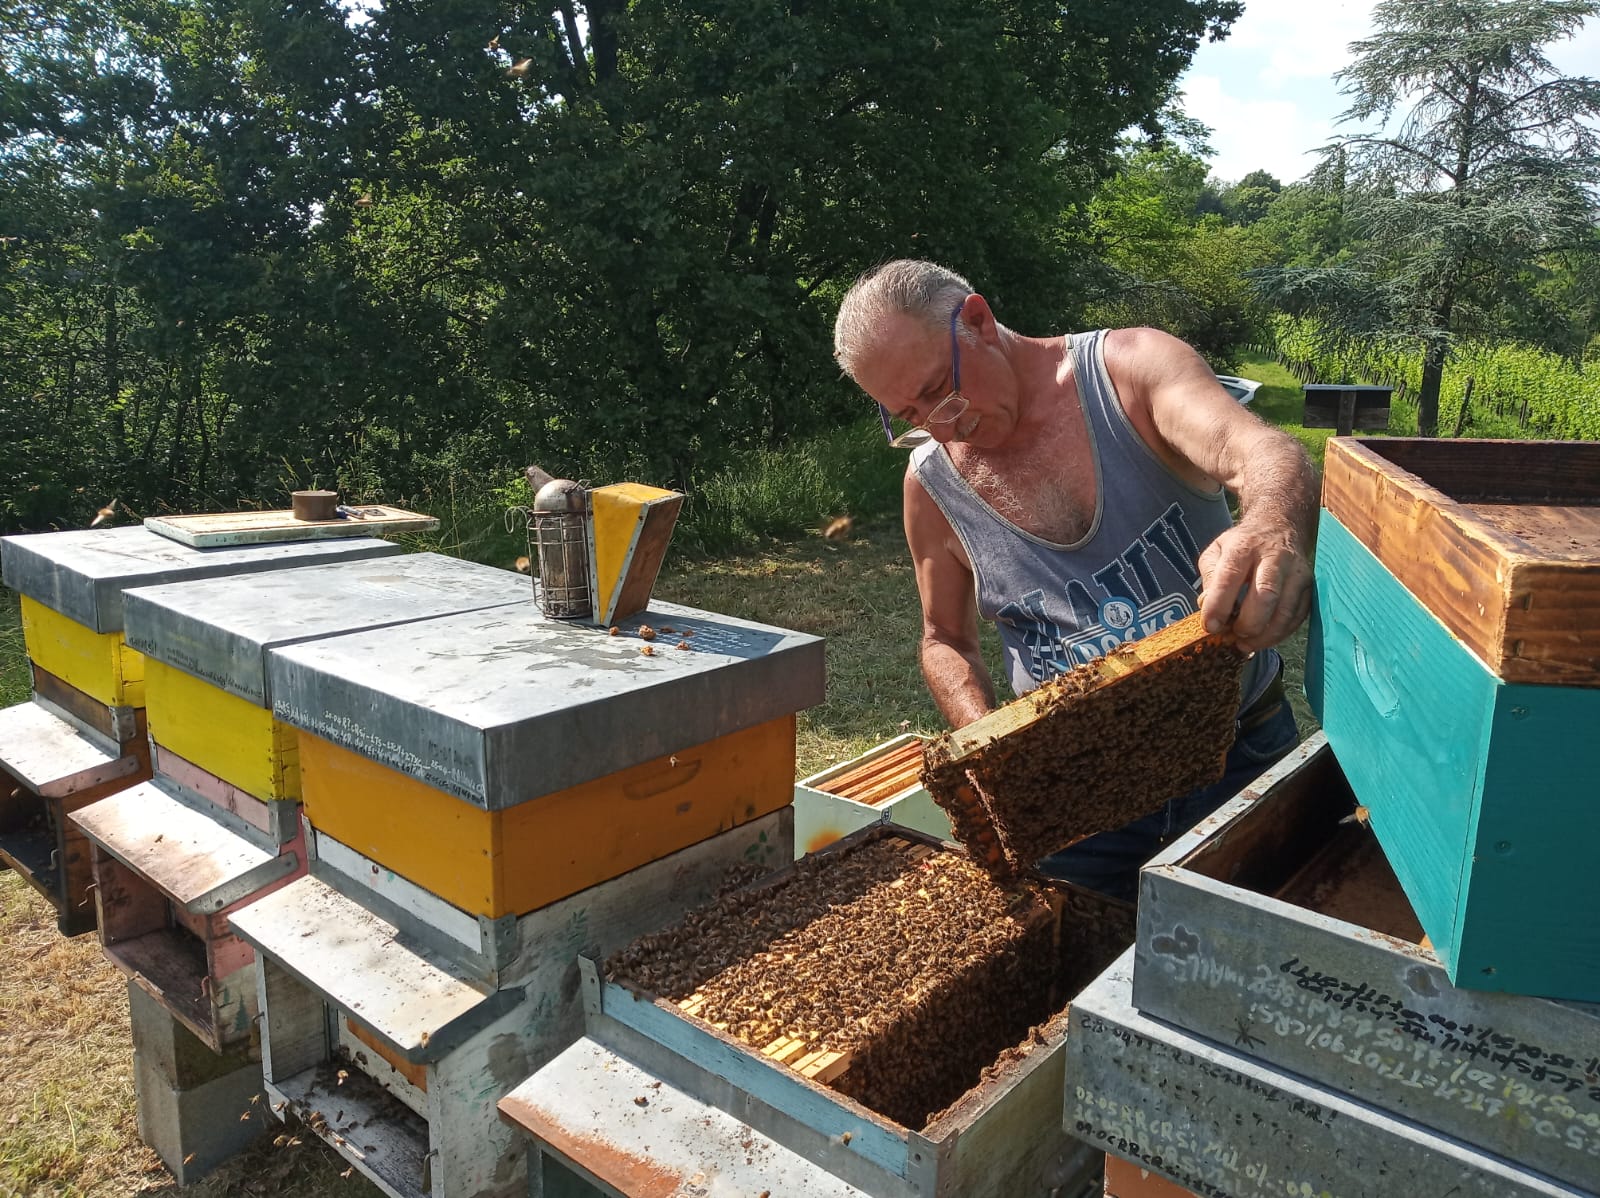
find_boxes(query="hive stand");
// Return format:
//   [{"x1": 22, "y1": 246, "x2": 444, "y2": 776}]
[{"x1": 0, "y1": 526, "x2": 398, "y2": 933}]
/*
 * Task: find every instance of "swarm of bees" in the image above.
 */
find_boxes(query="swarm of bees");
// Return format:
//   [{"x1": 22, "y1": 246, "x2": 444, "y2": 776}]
[{"x1": 608, "y1": 834, "x2": 1061, "y2": 1130}]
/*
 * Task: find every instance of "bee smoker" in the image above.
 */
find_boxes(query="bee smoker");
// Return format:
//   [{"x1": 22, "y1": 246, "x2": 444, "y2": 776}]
[{"x1": 529, "y1": 478, "x2": 593, "y2": 619}]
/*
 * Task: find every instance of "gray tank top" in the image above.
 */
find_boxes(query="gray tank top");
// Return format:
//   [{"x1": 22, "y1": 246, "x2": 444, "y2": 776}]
[{"x1": 910, "y1": 328, "x2": 1277, "y2": 709}]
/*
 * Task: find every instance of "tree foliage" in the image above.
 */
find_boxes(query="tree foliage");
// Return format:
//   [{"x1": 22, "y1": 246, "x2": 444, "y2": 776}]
[
  {"x1": 1252, "y1": 0, "x2": 1600, "y2": 435},
  {"x1": 1, "y1": 0, "x2": 1242, "y2": 529},
  {"x1": 1076, "y1": 142, "x2": 1273, "y2": 365}
]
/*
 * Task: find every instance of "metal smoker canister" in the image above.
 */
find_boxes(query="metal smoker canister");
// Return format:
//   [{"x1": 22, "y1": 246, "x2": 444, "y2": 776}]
[{"x1": 530, "y1": 478, "x2": 592, "y2": 619}]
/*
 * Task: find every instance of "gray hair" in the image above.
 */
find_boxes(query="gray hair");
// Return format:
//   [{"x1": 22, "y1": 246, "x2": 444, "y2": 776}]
[{"x1": 833, "y1": 259, "x2": 974, "y2": 379}]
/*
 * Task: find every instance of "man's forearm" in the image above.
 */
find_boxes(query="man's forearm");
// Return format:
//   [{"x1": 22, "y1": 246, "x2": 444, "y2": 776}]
[
  {"x1": 1237, "y1": 433, "x2": 1319, "y2": 546},
  {"x1": 920, "y1": 638, "x2": 997, "y2": 729}
]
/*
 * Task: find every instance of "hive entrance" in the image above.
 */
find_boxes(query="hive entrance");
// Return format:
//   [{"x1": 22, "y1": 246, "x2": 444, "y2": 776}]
[{"x1": 608, "y1": 831, "x2": 1122, "y2": 1131}]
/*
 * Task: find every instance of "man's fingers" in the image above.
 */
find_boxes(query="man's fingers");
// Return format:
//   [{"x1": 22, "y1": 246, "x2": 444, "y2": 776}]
[{"x1": 1199, "y1": 538, "x2": 1251, "y2": 634}]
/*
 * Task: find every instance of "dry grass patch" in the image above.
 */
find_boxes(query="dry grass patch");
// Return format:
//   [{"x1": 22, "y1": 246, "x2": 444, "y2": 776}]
[{"x1": 0, "y1": 873, "x2": 377, "y2": 1198}]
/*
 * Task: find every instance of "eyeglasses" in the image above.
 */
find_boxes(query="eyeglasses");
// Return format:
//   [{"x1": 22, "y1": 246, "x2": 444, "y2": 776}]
[{"x1": 878, "y1": 303, "x2": 971, "y2": 449}]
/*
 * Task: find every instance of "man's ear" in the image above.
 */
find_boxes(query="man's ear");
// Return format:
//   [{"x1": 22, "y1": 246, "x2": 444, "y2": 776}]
[{"x1": 961, "y1": 293, "x2": 1000, "y2": 344}]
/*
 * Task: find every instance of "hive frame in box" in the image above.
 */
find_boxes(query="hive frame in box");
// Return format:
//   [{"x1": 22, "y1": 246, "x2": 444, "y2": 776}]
[
  {"x1": 1128, "y1": 731, "x2": 1600, "y2": 1195},
  {"x1": 229, "y1": 810, "x2": 794, "y2": 1198},
  {"x1": 1065, "y1": 951, "x2": 1590, "y2": 1198},
  {"x1": 791, "y1": 733, "x2": 950, "y2": 858},
  {"x1": 499, "y1": 825, "x2": 1128, "y2": 1198}
]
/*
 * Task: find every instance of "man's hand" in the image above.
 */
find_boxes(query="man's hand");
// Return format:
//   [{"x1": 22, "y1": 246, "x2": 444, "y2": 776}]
[{"x1": 1197, "y1": 519, "x2": 1313, "y2": 653}]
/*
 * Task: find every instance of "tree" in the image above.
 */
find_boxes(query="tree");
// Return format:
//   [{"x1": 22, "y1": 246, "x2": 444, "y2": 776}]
[
  {"x1": 1221, "y1": 169, "x2": 1282, "y2": 225},
  {"x1": 1253, "y1": 0, "x2": 1600, "y2": 434},
  {"x1": 3, "y1": 0, "x2": 1247, "y2": 524},
  {"x1": 1076, "y1": 143, "x2": 1274, "y2": 364}
]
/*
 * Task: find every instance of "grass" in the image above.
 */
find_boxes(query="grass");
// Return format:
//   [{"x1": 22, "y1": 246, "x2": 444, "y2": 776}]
[{"x1": 0, "y1": 360, "x2": 1323, "y2": 1197}]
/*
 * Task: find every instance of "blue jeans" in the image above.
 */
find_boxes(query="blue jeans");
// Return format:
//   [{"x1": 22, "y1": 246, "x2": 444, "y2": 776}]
[{"x1": 1036, "y1": 698, "x2": 1300, "y2": 904}]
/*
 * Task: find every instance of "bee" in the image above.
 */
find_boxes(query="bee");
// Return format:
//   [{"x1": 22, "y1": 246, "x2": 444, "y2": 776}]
[
  {"x1": 640, "y1": 645, "x2": 655, "y2": 657},
  {"x1": 638, "y1": 624, "x2": 657, "y2": 642}
]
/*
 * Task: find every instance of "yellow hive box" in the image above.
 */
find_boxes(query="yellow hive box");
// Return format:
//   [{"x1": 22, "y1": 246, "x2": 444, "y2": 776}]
[
  {"x1": 298, "y1": 714, "x2": 795, "y2": 918},
  {"x1": 20, "y1": 596, "x2": 146, "y2": 709},
  {"x1": 144, "y1": 659, "x2": 299, "y2": 803}
]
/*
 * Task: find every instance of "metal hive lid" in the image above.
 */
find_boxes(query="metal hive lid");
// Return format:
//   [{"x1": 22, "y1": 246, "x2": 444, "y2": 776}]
[
  {"x1": 268, "y1": 601, "x2": 826, "y2": 811},
  {"x1": 122, "y1": 553, "x2": 536, "y2": 707},
  {"x1": 0, "y1": 526, "x2": 402, "y2": 633}
]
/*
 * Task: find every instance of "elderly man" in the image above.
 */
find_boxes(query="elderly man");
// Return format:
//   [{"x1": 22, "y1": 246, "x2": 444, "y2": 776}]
[{"x1": 834, "y1": 260, "x2": 1318, "y2": 901}]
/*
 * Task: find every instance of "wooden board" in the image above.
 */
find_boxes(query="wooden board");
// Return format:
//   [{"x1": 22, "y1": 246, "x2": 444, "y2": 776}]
[
  {"x1": 921, "y1": 611, "x2": 1243, "y2": 876},
  {"x1": 144, "y1": 506, "x2": 438, "y2": 549},
  {"x1": 1321, "y1": 437, "x2": 1600, "y2": 685}
]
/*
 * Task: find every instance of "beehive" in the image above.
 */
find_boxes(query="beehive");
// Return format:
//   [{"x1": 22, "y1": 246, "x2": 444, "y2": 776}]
[
  {"x1": 1069, "y1": 951, "x2": 1576, "y2": 1198},
  {"x1": 609, "y1": 834, "x2": 1060, "y2": 1129},
  {"x1": 268, "y1": 600, "x2": 823, "y2": 918},
  {"x1": 1128, "y1": 733, "x2": 1600, "y2": 1195},
  {"x1": 922, "y1": 611, "x2": 1244, "y2": 876},
  {"x1": 792, "y1": 733, "x2": 950, "y2": 856},
  {"x1": 0, "y1": 527, "x2": 398, "y2": 932},
  {"x1": 1310, "y1": 497, "x2": 1600, "y2": 999},
  {"x1": 503, "y1": 825, "x2": 1133, "y2": 1198}
]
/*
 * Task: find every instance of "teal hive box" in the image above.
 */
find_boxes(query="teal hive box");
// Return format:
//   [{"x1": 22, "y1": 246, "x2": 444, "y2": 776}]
[{"x1": 1308, "y1": 511, "x2": 1600, "y2": 1002}]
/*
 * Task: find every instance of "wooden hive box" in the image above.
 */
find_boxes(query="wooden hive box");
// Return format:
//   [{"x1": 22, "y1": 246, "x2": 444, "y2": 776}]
[
  {"x1": 499, "y1": 825, "x2": 1133, "y2": 1198},
  {"x1": 1066, "y1": 950, "x2": 1587, "y2": 1198},
  {"x1": 229, "y1": 812, "x2": 792, "y2": 1198},
  {"x1": 268, "y1": 600, "x2": 823, "y2": 919},
  {"x1": 1322, "y1": 437, "x2": 1600, "y2": 685},
  {"x1": 1309, "y1": 491, "x2": 1600, "y2": 1000},
  {"x1": 0, "y1": 528, "x2": 398, "y2": 932},
  {"x1": 1127, "y1": 733, "x2": 1600, "y2": 1195},
  {"x1": 791, "y1": 733, "x2": 950, "y2": 857}
]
